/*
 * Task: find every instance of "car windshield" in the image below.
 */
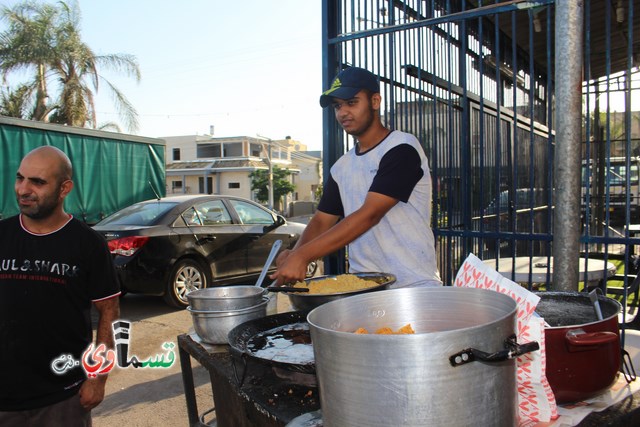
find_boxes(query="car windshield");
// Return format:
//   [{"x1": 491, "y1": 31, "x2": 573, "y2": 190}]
[{"x1": 97, "y1": 202, "x2": 179, "y2": 226}]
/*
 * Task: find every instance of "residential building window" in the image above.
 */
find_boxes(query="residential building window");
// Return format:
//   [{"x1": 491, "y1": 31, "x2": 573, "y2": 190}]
[
  {"x1": 173, "y1": 148, "x2": 181, "y2": 161},
  {"x1": 172, "y1": 181, "x2": 183, "y2": 191},
  {"x1": 228, "y1": 182, "x2": 240, "y2": 189},
  {"x1": 197, "y1": 144, "x2": 222, "y2": 158}
]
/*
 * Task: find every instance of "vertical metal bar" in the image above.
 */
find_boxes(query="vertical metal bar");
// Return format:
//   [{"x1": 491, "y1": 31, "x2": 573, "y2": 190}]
[
  {"x1": 494, "y1": 3, "x2": 505, "y2": 257},
  {"x1": 322, "y1": 0, "x2": 341, "y2": 171},
  {"x1": 621, "y1": 0, "x2": 635, "y2": 307},
  {"x1": 322, "y1": 0, "x2": 346, "y2": 274},
  {"x1": 553, "y1": 0, "x2": 584, "y2": 291},
  {"x1": 178, "y1": 344, "x2": 200, "y2": 427},
  {"x1": 459, "y1": 1, "x2": 471, "y2": 258},
  {"x1": 527, "y1": 9, "x2": 536, "y2": 260},
  {"x1": 544, "y1": 5, "x2": 554, "y2": 260},
  {"x1": 603, "y1": 0, "x2": 613, "y2": 249},
  {"x1": 583, "y1": 0, "x2": 592, "y2": 252},
  {"x1": 388, "y1": 0, "x2": 396, "y2": 128},
  {"x1": 478, "y1": 1, "x2": 486, "y2": 257}
]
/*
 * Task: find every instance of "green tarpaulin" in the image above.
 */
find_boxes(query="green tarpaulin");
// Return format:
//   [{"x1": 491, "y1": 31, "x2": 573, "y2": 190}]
[{"x1": 1, "y1": 117, "x2": 165, "y2": 224}]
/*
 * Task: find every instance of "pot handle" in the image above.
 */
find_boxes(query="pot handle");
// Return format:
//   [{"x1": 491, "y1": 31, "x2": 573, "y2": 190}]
[
  {"x1": 231, "y1": 353, "x2": 249, "y2": 388},
  {"x1": 621, "y1": 349, "x2": 637, "y2": 384},
  {"x1": 449, "y1": 335, "x2": 539, "y2": 367},
  {"x1": 565, "y1": 330, "x2": 618, "y2": 352}
]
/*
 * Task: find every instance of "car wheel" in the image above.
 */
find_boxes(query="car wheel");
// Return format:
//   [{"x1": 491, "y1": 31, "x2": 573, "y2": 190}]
[
  {"x1": 306, "y1": 260, "x2": 318, "y2": 278},
  {"x1": 164, "y1": 259, "x2": 209, "y2": 308}
]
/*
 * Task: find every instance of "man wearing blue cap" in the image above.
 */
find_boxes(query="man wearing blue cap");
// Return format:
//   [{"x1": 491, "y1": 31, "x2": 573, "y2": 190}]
[{"x1": 271, "y1": 66, "x2": 441, "y2": 288}]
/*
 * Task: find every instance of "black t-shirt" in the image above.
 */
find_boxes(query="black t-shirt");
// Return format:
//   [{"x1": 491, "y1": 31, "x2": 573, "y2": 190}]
[
  {"x1": 318, "y1": 143, "x2": 424, "y2": 216},
  {"x1": 0, "y1": 215, "x2": 120, "y2": 410}
]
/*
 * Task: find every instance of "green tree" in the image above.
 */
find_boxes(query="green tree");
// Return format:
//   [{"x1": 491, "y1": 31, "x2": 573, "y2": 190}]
[
  {"x1": 249, "y1": 166, "x2": 296, "y2": 211},
  {"x1": 0, "y1": 84, "x2": 32, "y2": 118},
  {"x1": 0, "y1": 0, "x2": 140, "y2": 132}
]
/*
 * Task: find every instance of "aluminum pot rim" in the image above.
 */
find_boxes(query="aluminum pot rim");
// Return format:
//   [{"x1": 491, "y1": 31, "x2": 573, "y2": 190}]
[
  {"x1": 187, "y1": 285, "x2": 266, "y2": 300},
  {"x1": 307, "y1": 287, "x2": 517, "y2": 338},
  {"x1": 187, "y1": 297, "x2": 269, "y2": 317}
]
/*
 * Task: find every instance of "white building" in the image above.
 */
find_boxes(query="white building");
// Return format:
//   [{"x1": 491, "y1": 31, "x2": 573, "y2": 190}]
[{"x1": 163, "y1": 134, "x2": 322, "y2": 214}]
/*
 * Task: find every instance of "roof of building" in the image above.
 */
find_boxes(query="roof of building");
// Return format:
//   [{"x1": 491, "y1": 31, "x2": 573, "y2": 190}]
[{"x1": 166, "y1": 158, "x2": 269, "y2": 169}]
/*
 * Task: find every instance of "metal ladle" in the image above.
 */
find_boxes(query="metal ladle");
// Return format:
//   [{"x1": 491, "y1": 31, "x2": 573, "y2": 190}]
[
  {"x1": 265, "y1": 286, "x2": 309, "y2": 293},
  {"x1": 588, "y1": 288, "x2": 604, "y2": 321},
  {"x1": 255, "y1": 239, "x2": 282, "y2": 287}
]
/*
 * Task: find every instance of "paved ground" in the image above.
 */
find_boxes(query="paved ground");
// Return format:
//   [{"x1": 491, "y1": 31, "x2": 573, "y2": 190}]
[
  {"x1": 91, "y1": 214, "x2": 317, "y2": 426},
  {"x1": 91, "y1": 295, "x2": 212, "y2": 427}
]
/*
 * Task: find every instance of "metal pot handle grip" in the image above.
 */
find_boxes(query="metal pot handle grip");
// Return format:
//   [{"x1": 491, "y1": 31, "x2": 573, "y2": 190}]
[
  {"x1": 565, "y1": 331, "x2": 618, "y2": 346},
  {"x1": 449, "y1": 335, "x2": 539, "y2": 367}
]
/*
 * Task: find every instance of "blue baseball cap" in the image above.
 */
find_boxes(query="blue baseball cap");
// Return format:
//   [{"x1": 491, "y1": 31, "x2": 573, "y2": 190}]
[{"x1": 319, "y1": 67, "x2": 380, "y2": 108}]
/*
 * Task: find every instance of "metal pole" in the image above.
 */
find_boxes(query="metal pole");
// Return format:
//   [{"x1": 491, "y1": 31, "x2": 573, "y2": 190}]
[
  {"x1": 257, "y1": 134, "x2": 275, "y2": 211},
  {"x1": 321, "y1": 0, "x2": 345, "y2": 275},
  {"x1": 553, "y1": 0, "x2": 584, "y2": 291},
  {"x1": 268, "y1": 139, "x2": 274, "y2": 211}
]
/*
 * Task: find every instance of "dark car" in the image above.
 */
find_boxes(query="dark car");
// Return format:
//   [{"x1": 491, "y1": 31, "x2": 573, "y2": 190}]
[
  {"x1": 93, "y1": 195, "x2": 315, "y2": 308},
  {"x1": 482, "y1": 188, "x2": 552, "y2": 255}
]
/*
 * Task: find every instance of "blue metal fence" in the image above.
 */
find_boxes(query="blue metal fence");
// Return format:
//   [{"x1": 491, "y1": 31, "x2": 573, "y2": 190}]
[{"x1": 321, "y1": 0, "x2": 639, "y2": 288}]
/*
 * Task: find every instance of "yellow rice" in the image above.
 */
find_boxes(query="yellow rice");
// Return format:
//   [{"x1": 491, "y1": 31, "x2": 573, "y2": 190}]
[{"x1": 293, "y1": 274, "x2": 378, "y2": 295}]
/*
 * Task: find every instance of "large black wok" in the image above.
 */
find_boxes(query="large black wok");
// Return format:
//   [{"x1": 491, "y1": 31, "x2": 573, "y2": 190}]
[{"x1": 227, "y1": 311, "x2": 315, "y2": 376}]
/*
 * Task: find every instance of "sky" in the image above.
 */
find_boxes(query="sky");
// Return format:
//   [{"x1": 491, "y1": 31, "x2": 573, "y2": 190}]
[
  {"x1": 2, "y1": 0, "x2": 325, "y2": 150},
  {"x1": 3, "y1": 0, "x2": 638, "y2": 151}
]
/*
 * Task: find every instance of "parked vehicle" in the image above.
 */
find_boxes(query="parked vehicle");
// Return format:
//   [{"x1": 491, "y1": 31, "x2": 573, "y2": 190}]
[
  {"x1": 93, "y1": 195, "x2": 316, "y2": 307},
  {"x1": 582, "y1": 156, "x2": 640, "y2": 225},
  {"x1": 482, "y1": 188, "x2": 552, "y2": 256}
]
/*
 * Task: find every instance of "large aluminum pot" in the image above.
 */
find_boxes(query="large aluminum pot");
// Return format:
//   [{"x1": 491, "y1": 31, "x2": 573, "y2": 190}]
[
  {"x1": 307, "y1": 287, "x2": 538, "y2": 427},
  {"x1": 187, "y1": 286, "x2": 265, "y2": 311},
  {"x1": 535, "y1": 291, "x2": 621, "y2": 404},
  {"x1": 286, "y1": 272, "x2": 395, "y2": 311}
]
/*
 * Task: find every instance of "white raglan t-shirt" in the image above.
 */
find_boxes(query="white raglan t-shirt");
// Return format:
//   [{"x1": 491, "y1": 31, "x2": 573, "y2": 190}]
[{"x1": 318, "y1": 130, "x2": 442, "y2": 288}]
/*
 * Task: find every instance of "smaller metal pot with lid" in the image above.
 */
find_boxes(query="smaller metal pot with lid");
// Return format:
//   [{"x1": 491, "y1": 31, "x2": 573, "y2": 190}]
[{"x1": 535, "y1": 291, "x2": 622, "y2": 404}]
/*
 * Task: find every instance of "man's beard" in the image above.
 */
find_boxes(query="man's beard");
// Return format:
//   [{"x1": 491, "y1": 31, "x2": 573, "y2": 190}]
[
  {"x1": 345, "y1": 105, "x2": 376, "y2": 137},
  {"x1": 18, "y1": 190, "x2": 60, "y2": 220}
]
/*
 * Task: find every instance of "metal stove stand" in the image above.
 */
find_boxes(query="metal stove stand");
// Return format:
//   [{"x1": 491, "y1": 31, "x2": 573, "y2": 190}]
[{"x1": 178, "y1": 333, "x2": 319, "y2": 427}]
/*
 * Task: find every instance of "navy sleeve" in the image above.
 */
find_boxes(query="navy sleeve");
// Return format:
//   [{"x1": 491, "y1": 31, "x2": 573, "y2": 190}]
[
  {"x1": 369, "y1": 144, "x2": 424, "y2": 202},
  {"x1": 317, "y1": 174, "x2": 344, "y2": 216}
]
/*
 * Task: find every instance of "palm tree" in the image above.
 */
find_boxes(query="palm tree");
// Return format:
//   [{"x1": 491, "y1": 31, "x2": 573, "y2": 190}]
[
  {"x1": 0, "y1": 1, "x2": 58, "y2": 121},
  {"x1": 0, "y1": 1, "x2": 140, "y2": 132},
  {"x1": 0, "y1": 84, "x2": 32, "y2": 118}
]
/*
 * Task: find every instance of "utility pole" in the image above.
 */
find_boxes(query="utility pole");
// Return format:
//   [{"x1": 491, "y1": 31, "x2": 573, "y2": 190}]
[
  {"x1": 267, "y1": 139, "x2": 274, "y2": 211},
  {"x1": 257, "y1": 135, "x2": 274, "y2": 211}
]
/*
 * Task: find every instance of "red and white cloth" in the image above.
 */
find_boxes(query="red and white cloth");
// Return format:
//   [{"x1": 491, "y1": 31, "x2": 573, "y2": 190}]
[{"x1": 454, "y1": 253, "x2": 559, "y2": 425}]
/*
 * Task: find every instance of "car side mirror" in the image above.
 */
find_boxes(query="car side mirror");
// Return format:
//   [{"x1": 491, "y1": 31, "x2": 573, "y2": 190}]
[{"x1": 263, "y1": 214, "x2": 286, "y2": 233}]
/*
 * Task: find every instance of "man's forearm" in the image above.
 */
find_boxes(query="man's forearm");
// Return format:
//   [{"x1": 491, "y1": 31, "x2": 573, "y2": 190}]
[
  {"x1": 294, "y1": 193, "x2": 397, "y2": 264},
  {"x1": 293, "y1": 213, "x2": 338, "y2": 249},
  {"x1": 94, "y1": 296, "x2": 120, "y2": 349},
  {"x1": 295, "y1": 211, "x2": 376, "y2": 263}
]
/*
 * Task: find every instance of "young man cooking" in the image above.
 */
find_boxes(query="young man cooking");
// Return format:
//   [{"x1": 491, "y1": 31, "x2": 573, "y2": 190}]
[{"x1": 271, "y1": 66, "x2": 441, "y2": 288}]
